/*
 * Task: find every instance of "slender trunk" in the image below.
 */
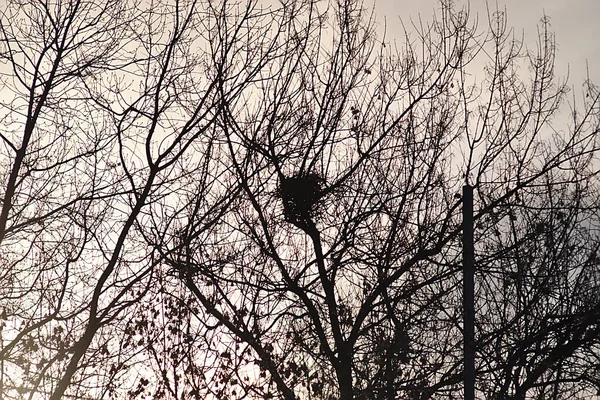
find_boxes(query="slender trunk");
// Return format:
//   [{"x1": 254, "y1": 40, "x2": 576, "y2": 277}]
[{"x1": 337, "y1": 346, "x2": 354, "y2": 400}]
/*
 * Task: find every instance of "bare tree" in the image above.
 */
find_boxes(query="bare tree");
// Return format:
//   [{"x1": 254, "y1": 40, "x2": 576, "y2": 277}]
[
  {"x1": 0, "y1": 0, "x2": 283, "y2": 398},
  {"x1": 2, "y1": 0, "x2": 600, "y2": 399},
  {"x1": 165, "y1": 1, "x2": 600, "y2": 399},
  {"x1": 464, "y1": 11, "x2": 600, "y2": 399},
  {"x1": 0, "y1": 1, "x2": 133, "y2": 398}
]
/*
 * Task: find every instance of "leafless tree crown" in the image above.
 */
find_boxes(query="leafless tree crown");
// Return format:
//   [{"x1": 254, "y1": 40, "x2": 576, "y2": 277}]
[{"x1": 1, "y1": 0, "x2": 599, "y2": 399}]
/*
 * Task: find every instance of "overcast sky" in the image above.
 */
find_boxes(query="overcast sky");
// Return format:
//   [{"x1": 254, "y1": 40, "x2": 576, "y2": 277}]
[{"x1": 373, "y1": 0, "x2": 600, "y2": 86}]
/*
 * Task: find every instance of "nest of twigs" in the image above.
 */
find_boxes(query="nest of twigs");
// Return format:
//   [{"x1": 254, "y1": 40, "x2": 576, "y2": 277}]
[{"x1": 277, "y1": 172, "x2": 326, "y2": 232}]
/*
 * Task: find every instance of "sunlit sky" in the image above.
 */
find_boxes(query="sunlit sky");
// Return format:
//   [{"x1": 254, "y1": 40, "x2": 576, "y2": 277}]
[{"x1": 373, "y1": 0, "x2": 600, "y2": 85}]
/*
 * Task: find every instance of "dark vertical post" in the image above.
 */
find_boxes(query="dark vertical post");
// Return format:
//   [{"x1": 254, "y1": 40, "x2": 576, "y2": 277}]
[{"x1": 463, "y1": 185, "x2": 475, "y2": 400}]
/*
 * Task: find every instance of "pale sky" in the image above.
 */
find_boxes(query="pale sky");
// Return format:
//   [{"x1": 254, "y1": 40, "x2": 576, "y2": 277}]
[{"x1": 373, "y1": 0, "x2": 600, "y2": 86}]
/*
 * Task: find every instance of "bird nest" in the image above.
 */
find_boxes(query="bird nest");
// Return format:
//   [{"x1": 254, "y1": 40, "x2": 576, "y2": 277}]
[{"x1": 277, "y1": 172, "x2": 326, "y2": 232}]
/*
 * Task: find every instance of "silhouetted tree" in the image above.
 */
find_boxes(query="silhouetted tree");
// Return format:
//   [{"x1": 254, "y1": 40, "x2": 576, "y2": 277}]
[
  {"x1": 164, "y1": 2, "x2": 600, "y2": 399},
  {"x1": 1, "y1": 0, "x2": 599, "y2": 399},
  {"x1": 0, "y1": 0, "x2": 279, "y2": 398}
]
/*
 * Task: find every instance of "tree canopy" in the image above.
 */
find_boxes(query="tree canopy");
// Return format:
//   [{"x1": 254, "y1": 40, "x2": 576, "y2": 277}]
[{"x1": 1, "y1": 0, "x2": 599, "y2": 399}]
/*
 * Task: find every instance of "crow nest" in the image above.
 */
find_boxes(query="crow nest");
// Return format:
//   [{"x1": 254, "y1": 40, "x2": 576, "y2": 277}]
[{"x1": 276, "y1": 172, "x2": 327, "y2": 232}]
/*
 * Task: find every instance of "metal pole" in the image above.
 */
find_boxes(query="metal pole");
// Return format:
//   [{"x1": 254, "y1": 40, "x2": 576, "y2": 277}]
[{"x1": 463, "y1": 185, "x2": 475, "y2": 400}]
